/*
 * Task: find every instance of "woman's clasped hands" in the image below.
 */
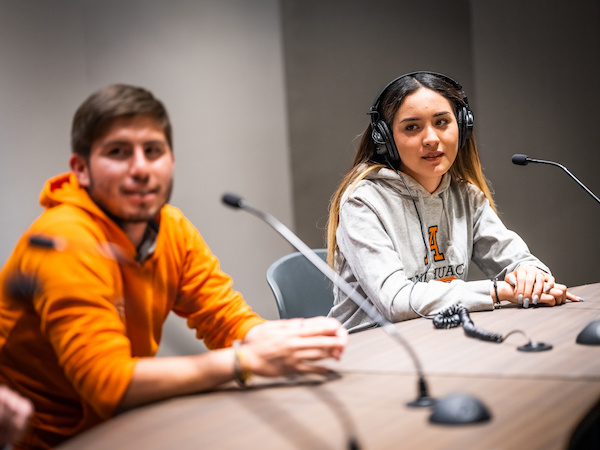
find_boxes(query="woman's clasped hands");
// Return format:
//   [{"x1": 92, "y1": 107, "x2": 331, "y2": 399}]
[{"x1": 496, "y1": 265, "x2": 581, "y2": 308}]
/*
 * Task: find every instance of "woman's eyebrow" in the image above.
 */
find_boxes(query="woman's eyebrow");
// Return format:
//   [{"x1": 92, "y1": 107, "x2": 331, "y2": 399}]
[{"x1": 399, "y1": 111, "x2": 452, "y2": 123}]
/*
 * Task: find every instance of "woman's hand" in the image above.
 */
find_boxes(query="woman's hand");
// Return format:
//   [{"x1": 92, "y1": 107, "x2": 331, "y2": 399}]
[
  {"x1": 242, "y1": 317, "x2": 348, "y2": 377},
  {"x1": 501, "y1": 265, "x2": 580, "y2": 307}
]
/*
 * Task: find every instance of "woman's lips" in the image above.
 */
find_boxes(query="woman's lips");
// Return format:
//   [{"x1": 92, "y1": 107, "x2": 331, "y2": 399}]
[{"x1": 422, "y1": 153, "x2": 443, "y2": 161}]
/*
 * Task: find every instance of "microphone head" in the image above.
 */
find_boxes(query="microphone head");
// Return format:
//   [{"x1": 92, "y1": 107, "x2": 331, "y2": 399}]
[
  {"x1": 221, "y1": 193, "x2": 245, "y2": 209},
  {"x1": 511, "y1": 154, "x2": 530, "y2": 165}
]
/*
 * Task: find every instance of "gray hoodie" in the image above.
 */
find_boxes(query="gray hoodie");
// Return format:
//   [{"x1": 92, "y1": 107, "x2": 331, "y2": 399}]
[{"x1": 329, "y1": 167, "x2": 549, "y2": 333}]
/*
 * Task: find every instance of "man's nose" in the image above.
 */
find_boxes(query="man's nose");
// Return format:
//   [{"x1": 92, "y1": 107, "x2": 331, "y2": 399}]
[{"x1": 129, "y1": 148, "x2": 150, "y2": 179}]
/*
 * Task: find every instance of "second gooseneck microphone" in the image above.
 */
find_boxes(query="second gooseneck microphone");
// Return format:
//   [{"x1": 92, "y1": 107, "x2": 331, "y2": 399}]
[
  {"x1": 511, "y1": 154, "x2": 600, "y2": 205},
  {"x1": 512, "y1": 154, "x2": 600, "y2": 346}
]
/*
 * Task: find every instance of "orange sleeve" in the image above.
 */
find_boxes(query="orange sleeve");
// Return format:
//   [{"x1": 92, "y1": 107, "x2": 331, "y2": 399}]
[{"x1": 24, "y1": 215, "x2": 138, "y2": 419}]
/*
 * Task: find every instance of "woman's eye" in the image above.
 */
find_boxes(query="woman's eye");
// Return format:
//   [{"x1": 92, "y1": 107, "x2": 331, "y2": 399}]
[{"x1": 405, "y1": 124, "x2": 418, "y2": 131}]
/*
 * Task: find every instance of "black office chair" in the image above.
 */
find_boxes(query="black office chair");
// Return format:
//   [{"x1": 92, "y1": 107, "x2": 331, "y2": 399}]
[{"x1": 266, "y1": 249, "x2": 333, "y2": 319}]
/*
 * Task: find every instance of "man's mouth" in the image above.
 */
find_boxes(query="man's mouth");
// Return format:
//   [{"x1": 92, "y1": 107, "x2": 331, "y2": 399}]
[{"x1": 123, "y1": 187, "x2": 159, "y2": 200}]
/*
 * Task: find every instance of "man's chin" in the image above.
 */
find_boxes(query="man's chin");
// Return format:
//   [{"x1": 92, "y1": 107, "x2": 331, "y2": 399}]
[
  {"x1": 123, "y1": 216, "x2": 156, "y2": 223},
  {"x1": 123, "y1": 210, "x2": 162, "y2": 223},
  {"x1": 107, "y1": 206, "x2": 164, "y2": 225}
]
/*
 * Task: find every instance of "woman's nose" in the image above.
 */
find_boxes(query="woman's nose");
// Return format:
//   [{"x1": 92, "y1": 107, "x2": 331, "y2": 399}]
[{"x1": 422, "y1": 125, "x2": 439, "y2": 147}]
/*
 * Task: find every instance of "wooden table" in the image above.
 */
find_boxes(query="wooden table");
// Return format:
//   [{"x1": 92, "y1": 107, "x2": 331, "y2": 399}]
[{"x1": 58, "y1": 283, "x2": 600, "y2": 449}]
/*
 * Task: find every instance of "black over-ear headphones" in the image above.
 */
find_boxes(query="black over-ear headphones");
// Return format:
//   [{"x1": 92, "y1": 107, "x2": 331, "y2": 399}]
[{"x1": 368, "y1": 71, "x2": 474, "y2": 170}]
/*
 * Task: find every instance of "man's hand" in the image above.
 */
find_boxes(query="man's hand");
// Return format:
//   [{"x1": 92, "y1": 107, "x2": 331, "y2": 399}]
[
  {"x1": 0, "y1": 385, "x2": 33, "y2": 445},
  {"x1": 242, "y1": 317, "x2": 348, "y2": 377}
]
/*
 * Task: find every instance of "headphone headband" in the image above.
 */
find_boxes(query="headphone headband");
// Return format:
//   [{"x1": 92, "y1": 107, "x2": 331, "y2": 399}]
[
  {"x1": 368, "y1": 71, "x2": 474, "y2": 169},
  {"x1": 369, "y1": 71, "x2": 470, "y2": 120}
]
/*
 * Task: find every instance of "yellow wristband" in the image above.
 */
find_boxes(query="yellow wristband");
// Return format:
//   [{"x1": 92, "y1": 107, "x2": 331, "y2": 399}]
[{"x1": 233, "y1": 340, "x2": 251, "y2": 388}]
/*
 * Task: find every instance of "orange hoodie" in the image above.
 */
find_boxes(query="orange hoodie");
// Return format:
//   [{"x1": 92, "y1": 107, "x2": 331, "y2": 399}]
[{"x1": 0, "y1": 173, "x2": 265, "y2": 448}]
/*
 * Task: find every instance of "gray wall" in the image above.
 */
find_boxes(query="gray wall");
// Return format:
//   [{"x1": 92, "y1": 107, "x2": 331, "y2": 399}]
[
  {"x1": 282, "y1": 0, "x2": 600, "y2": 287},
  {"x1": 1, "y1": 0, "x2": 598, "y2": 355},
  {"x1": 0, "y1": 0, "x2": 293, "y2": 355}
]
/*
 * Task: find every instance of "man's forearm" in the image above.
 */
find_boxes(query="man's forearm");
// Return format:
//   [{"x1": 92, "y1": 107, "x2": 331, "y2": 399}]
[{"x1": 116, "y1": 348, "x2": 235, "y2": 412}]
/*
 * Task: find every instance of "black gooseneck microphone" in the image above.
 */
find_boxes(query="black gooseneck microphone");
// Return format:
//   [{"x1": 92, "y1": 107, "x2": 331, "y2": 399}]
[
  {"x1": 512, "y1": 154, "x2": 600, "y2": 345},
  {"x1": 222, "y1": 193, "x2": 433, "y2": 407},
  {"x1": 511, "y1": 154, "x2": 600, "y2": 205},
  {"x1": 222, "y1": 193, "x2": 492, "y2": 425}
]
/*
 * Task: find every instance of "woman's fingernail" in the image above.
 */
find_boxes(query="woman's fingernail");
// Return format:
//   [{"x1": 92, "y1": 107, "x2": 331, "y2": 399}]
[
  {"x1": 523, "y1": 298, "x2": 530, "y2": 308},
  {"x1": 518, "y1": 294, "x2": 523, "y2": 305},
  {"x1": 532, "y1": 295, "x2": 539, "y2": 305},
  {"x1": 577, "y1": 296, "x2": 585, "y2": 302},
  {"x1": 544, "y1": 283, "x2": 551, "y2": 293},
  {"x1": 509, "y1": 275, "x2": 517, "y2": 286}
]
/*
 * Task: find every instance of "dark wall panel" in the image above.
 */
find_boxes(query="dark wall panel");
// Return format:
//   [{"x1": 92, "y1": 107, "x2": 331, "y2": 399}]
[
  {"x1": 281, "y1": 0, "x2": 473, "y2": 246},
  {"x1": 471, "y1": 0, "x2": 600, "y2": 286},
  {"x1": 282, "y1": 0, "x2": 600, "y2": 287}
]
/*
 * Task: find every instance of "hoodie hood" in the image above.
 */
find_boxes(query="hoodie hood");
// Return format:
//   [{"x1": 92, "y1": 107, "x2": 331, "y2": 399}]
[
  {"x1": 362, "y1": 165, "x2": 452, "y2": 198},
  {"x1": 38, "y1": 172, "x2": 135, "y2": 254},
  {"x1": 40, "y1": 172, "x2": 105, "y2": 217}
]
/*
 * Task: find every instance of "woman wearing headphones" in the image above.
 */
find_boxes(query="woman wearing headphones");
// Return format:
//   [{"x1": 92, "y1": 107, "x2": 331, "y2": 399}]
[{"x1": 327, "y1": 72, "x2": 577, "y2": 333}]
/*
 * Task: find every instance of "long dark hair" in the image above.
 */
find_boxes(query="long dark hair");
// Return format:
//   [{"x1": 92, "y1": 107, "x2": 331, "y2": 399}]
[{"x1": 327, "y1": 72, "x2": 495, "y2": 267}]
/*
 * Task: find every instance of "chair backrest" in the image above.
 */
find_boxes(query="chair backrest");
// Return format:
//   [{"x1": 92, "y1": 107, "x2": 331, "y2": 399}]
[{"x1": 266, "y1": 249, "x2": 333, "y2": 319}]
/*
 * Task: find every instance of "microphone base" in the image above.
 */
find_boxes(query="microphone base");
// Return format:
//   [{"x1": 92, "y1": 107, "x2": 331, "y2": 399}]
[
  {"x1": 429, "y1": 393, "x2": 492, "y2": 425},
  {"x1": 576, "y1": 320, "x2": 600, "y2": 345},
  {"x1": 518, "y1": 341, "x2": 552, "y2": 352},
  {"x1": 407, "y1": 395, "x2": 436, "y2": 408}
]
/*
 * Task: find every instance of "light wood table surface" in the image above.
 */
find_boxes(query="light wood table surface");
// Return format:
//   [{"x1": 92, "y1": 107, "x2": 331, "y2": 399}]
[{"x1": 58, "y1": 283, "x2": 600, "y2": 450}]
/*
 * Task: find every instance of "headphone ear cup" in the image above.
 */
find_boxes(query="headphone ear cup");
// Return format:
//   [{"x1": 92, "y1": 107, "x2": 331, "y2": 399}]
[
  {"x1": 463, "y1": 109, "x2": 474, "y2": 145},
  {"x1": 371, "y1": 126, "x2": 385, "y2": 146},
  {"x1": 372, "y1": 120, "x2": 400, "y2": 169},
  {"x1": 456, "y1": 105, "x2": 474, "y2": 150}
]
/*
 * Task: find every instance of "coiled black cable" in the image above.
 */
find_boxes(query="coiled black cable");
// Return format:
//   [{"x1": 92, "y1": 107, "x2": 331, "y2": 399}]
[{"x1": 433, "y1": 304, "x2": 503, "y2": 343}]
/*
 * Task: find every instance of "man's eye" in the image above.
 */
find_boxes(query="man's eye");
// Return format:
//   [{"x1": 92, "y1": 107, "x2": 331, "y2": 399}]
[
  {"x1": 145, "y1": 146, "x2": 164, "y2": 159},
  {"x1": 107, "y1": 147, "x2": 127, "y2": 158}
]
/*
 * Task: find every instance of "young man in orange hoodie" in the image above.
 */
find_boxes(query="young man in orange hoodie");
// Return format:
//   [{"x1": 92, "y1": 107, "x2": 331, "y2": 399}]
[{"x1": 0, "y1": 84, "x2": 347, "y2": 449}]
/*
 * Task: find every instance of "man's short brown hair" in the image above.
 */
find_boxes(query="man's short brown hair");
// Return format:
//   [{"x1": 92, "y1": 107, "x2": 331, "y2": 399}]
[{"x1": 71, "y1": 84, "x2": 172, "y2": 159}]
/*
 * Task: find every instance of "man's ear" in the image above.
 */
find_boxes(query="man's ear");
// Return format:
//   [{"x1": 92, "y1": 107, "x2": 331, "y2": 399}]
[{"x1": 70, "y1": 154, "x2": 90, "y2": 187}]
